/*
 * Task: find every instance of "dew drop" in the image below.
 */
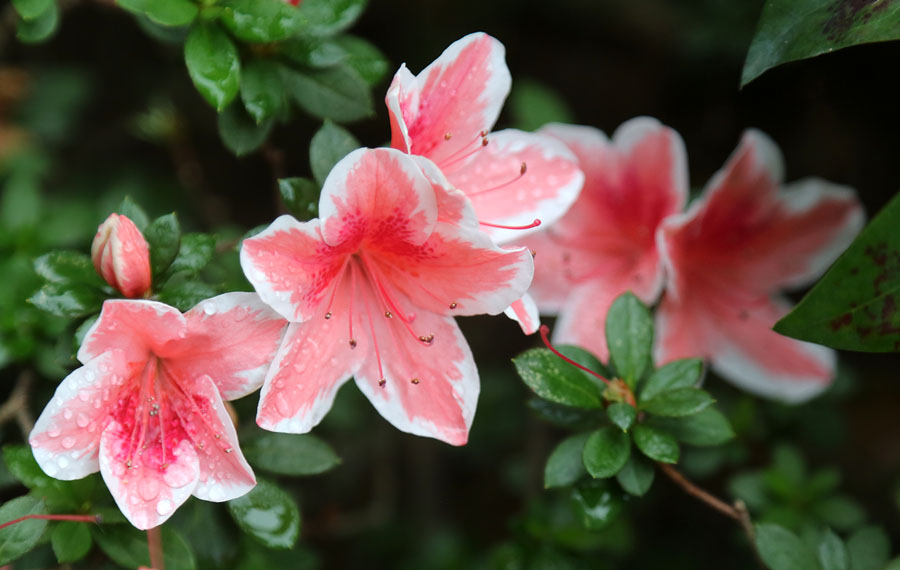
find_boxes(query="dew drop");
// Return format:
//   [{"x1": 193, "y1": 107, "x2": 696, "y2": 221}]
[
  {"x1": 47, "y1": 427, "x2": 61, "y2": 438},
  {"x1": 156, "y1": 499, "x2": 173, "y2": 516},
  {"x1": 61, "y1": 436, "x2": 76, "y2": 449},
  {"x1": 57, "y1": 456, "x2": 70, "y2": 469},
  {"x1": 63, "y1": 409, "x2": 73, "y2": 420},
  {"x1": 163, "y1": 462, "x2": 194, "y2": 489},
  {"x1": 139, "y1": 478, "x2": 160, "y2": 501},
  {"x1": 203, "y1": 302, "x2": 217, "y2": 316},
  {"x1": 411, "y1": 378, "x2": 420, "y2": 385}
]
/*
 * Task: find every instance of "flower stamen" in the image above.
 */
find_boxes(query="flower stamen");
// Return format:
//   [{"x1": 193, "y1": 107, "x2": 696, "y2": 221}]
[{"x1": 539, "y1": 325, "x2": 611, "y2": 387}]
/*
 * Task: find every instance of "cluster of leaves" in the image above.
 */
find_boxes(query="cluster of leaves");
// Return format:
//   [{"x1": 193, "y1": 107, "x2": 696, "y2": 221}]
[
  {"x1": 10, "y1": 0, "x2": 60, "y2": 44},
  {"x1": 755, "y1": 523, "x2": 898, "y2": 570},
  {"x1": 513, "y1": 292, "x2": 734, "y2": 529}
]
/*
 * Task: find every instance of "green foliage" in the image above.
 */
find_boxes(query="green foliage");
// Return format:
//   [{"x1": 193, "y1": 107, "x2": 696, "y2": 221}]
[
  {"x1": 242, "y1": 433, "x2": 342, "y2": 476},
  {"x1": 606, "y1": 402, "x2": 636, "y2": 431},
  {"x1": 544, "y1": 433, "x2": 590, "y2": 489},
  {"x1": 333, "y1": 35, "x2": 389, "y2": 86},
  {"x1": 508, "y1": 78, "x2": 574, "y2": 131},
  {"x1": 755, "y1": 523, "x2": 822, "y2": 570},
  {"x1": 241, "y1": 59, "x2": 287, "y2": 123},
  {"x1": 582, "y1": 427, "x2": 630, "y2": 478},
  {"x1": 309, "y1": 120, "x2": 360, "y2": 187},
  {"x1": 228, "y1": 479, "x2": 301, "y2": 549},
  {"x1": 12, "y1": 0, "x2": 54, "y2": 21},
  {"x1": 220, "y1": 0, "x2": 306, "y2": 43},
  {"x1": 144, "y1": 212, "x2": 182, "y2": 277},
  {"x1": 776, "y1": 192, "x2": 900, "y2": 352},
  {"x1": 846, "y1": 526, "x2": 890, "y2": 570},
  {"x1": 117, "y1": 0, "x2": 199, "y2": 27},
  {"x1": 638, "y1": 358, "x2": 703, "y2": 402},
  {"x1": 93, "y1": 525, "x2": 197, "y2": 570},
  {"x1": 639, "y1": 387, "x2": 715, "y2": 417},
  {"x1": 605, "y1": 292, "x2": 653, "y2": 387},
  {"x1": 167, "y1": 232, "x2": 216, "y2": 275},
  {"x1": 817, "y1": 528, "x2": 849, "y2": 570},
  {"x1": 16, "y1": 1, "x2": 58, "y2": 44},
  {"x1": 632, "y1": 424, "x2": 679, "y2": 464},
  {"x1": 615, "y1": 453, "x2": 655, "y2": 497},
  {"x1": 647, "y1": 408, "x2": 735, "y2": 446},
  {"x1": 279, "y1": 177, "x2": 320, "y2": 220},
  {"x1": 218, "y1": 102, "x2": 274, "y2": 156},
  {"x1": 569, "y1": 480, "x2": 625, "y2": 531},
  {"x1": 51, "y1": 521, "x2": 92, "y2": 563},
  {"x1": 185, "y1": 23, "x2": 242, "y2": 111},
  {"x1": 28, "y1": 282, "x2": 103, "y2": 318},
  {"x1": 513, "y1": 347, "x2": 605, "y2": 409},
  {"x1": 0, "y1": 496, "x2": 48, "y2": 565},
  {"x1": 300, "y1": 0, "x2": 367, "y2": 36},
  {"x1": 281, "y1": 64, "x2": 374, "y2": 122}
]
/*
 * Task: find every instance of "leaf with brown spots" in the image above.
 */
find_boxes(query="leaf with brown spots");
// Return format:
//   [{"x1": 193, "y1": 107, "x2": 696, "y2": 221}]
[{"x1": 775, "y1": 192, "x2": 900, "y2": 352}]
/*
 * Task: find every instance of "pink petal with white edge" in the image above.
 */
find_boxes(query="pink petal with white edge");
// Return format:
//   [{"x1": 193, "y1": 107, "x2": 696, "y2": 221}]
[
  {"x1": 30, "y1": 350, "x2": 130, "y2": 480},
  {"x1": 241, "y1": 215, "x2": 343, "y2": 323},
  {"x1": 516, "y1": 230, "x2": 574, "y2": 314},
  {"x1": 353, "y1": 285, "x2": 478, "y2": 446},
  {"x1": 444, "y1": 129, "x2": 584, "y2": 244},
  {"x1": 108, "y1": 215, "x2": 152, "y2": 298},
  {"x1": 386, "y1": 32, "x2": 510, "y2": 166},
  {"x1": 77, "y1": 300, "x2": 185, "y2": 365},
  {"x1": 504, "y1": 294, "x2": 540, "y2": 335},
  {"x1": 319, "y1": 148, "x2": 438, "y2": 248},
  {"x1": 177, "y1": 293, "x2": 287, "y2": 400}
]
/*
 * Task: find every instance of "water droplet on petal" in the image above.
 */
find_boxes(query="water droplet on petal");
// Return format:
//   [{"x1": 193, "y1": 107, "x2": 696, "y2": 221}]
[
  {"x1": 63, "y1": 409, "x2": 73, "y2": 420},
  {"x1": 47, "y1": 427, "x2": 61, "y2": 438},
  {"x1": 139, "y1": 478, "x2": 160, "y2": 501},
  {"x1": 57, "y1": 456, "x2": 70, "y2": 469},
  {"x1": 163, "y1": 462, "x2": 194, "y2": 489},
  {"x1": 61, "y1": 436, "x2": 76, "y2": 449},
  {"x1": 203, "y1": 302, "x2": 217, "y2": 316},
  {"x1": 156, "y1": 499, "x2": 173, "y2": 516}
]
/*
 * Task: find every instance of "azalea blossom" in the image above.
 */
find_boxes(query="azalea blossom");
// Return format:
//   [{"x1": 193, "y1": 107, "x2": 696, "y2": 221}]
[
  {"x1": 385, "y1": 32, "x2": 584, "y2": 333},
  {"x1": 655, "y1": 130, "x2": 864, "y2": 401},
  {"x1": 91, "y1": 213, "x2": 152, "y2": 299},
  {"x1": 240, "y1": 147, "x2": 534, "y2": 445},
  {"x1": 29, "y1": 294, "x2": 287, "y2": 529},
  {"x1": 517, "y1": 117, "x2": 687, "y2": 360}
]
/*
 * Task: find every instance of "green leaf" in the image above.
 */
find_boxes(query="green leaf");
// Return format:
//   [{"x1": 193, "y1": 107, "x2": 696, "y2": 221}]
[
  {"x1": 12, "y1": 0, "x2": 53, "y2": 21},
  {"x1": 117, "y1": 0, "x2": 198, "y2": 27},
  {"x1": 281, "y1": 63, "x2": 373, "y2": 123},
  {"x1": 0, "y1": 496, "x2": 48, "y2": 565},
  {"x1": 157, "y1": 273, "x2": 218, "y2": 312},
  {"x1": 632, "y1": 424, "x2": 679, "y2": 463},
  {"x1": 812, "y1": 495, "x2": 866, "y2": 531},
  {"x1": 640, "y1": 388, "x2": 715, "y2": 418},
  {"x1": 775, "y1": 191, "x2": 897, "y2": 352},
  {"x1": 51, "y1": 521, "x2": 92, "y2": 563},
  {"x1": 241, "y1": 59, "x2": 285, "y2": 123},
  {"x1": 168, "y1": 233, "x2": 215, "y2": 274},
  {"x1": 755, "y1": 523, "x2": 823, "y2": 570},
  {"x1": 220, "y1": 0, "x2": 305, "y2": 43},
  {"x1": 243, "y1": 433, "x2": 341, "y2": 476},
  {"x1": 508, "y1": 78, "x2": 574, "y2": 131},
  {"x1": 116, "y1": 196, "x2": 150, "y2": 231},
  {"x1": 144, "y1": 213, "x2": 181, "y2": 277},
  {"x1": 525, "y1": 399, "x2": 606, "y2": 430},
  {"x1": 569, "y1": 480, "x2": 624, "y2": 531},
  {"x1": 846, "y1": 526, "x2": 890, "y2": 570},
  {"x1": 299, "y1": 0, "x2": 366, "y2": 36},
  {"x1": 606, "y1": 403, "x2": 636, "y2": 431},
  {"x1": 742, "y1": 0, "x2": 900, "y2": 86},
  {"x1": 33, "y1": 251, "x2": 102, "y2": 286},
  {"x1": 616, "y1": 452, "x2": 655, "y2": 496},
  {"x1": 605, "y1": 292, "x2": 653, "y2": 387},
  {"x1": 544, "y1": 433, "x2": 590, "y2": 489},
  {"x1": 278, "y1": 177, "x2": 319, "y2": 220},
  {"x1": 333, "y1": 35, "x2": 389, "y2": 86},
  {"x1": 281, "y1": 37, "x2": 347, "y2": 68},
  {"x1": 29, "y1": 282, "x2": 103, "y2": 318},
  {"x1": 185, "y1": 23, "x2": 241, "y2": 111},
  {"x1": 582, "y1": 427, "x2": 630, "y2": 479},
  {"x1": 93, "y1": 525, "x2": 197, "y2": 570},
  {"x1": 16, "y1": 0, "x2": 58, "y2": 43},
  {"x1": 639, "y1": 358, "x2": 703, "y2": 402},
  {"x1": 816, "y1": 528, "x2": 849, "y2": 570},
  {"x1": 513, "y1": 348, "x2": 604, "y2": 409},
  {"x1": 218, "y1": 102, "x2": 273, "y2": 156},
  {"x1": 228, "y1": 479, "x2": 301, "y2": 549},
  {"x1": 309, "y1": 120, "x2": 359, "y2": 187},
  {"x1": 647, "y1": 408, "x2": 735, "y2": 446},
  {"x1": 1, "y1": 172, "x2": 42, "y2": 230}
]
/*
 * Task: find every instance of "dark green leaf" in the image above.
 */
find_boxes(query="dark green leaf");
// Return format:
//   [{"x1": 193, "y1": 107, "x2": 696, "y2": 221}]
[
  {"x1": 544, "y1": 432, "x2": 590, "y2": 489},
  {"x1": 243, "y1": 433, "x2": 341, "y2": 476},
  {"x1": 812, "y1": 495, "x2": 866, "y2": 531},
  {"x1": 228, "y1": 479, "x2": 301, "y2": 549},
  {"x1": 569, "y1": 480, "x2": 624, "y2": 531},
  {"x1": 220, "y1": 0, "x2": 304, "y2": 43},
  {"x1": 145, "y1": 213, "x2": 181, "y2": 277},
  {"x1": 616, "y1": 452, "x2": 655, "y2": 496},
  {"x1": 117, "y1": 0, "x2": 198, "y2": 27},
  {"x1": 606, "y1": 403, "x2": 636, "y2": 431},
  {"x1": 846, "y1": 526, "x2": 890, "y2": 570},
  {"x1": 33, "y1": 251, "x2": 102, "y2": 286},
  {"x1": 218, "y1": 103, "x2": 273, "y2": 156},
  {"x1": 29, "y1": 283, "x2": 102, "y2": 318},
  {"x1": 299, "y1": 0, "x2": 366, "y2": 36},
  {"x1": 647, "y1": 408, "x2": 735, "y2": 446},
  {"x1": 116, "y1": 196, "x2": 150, "y2": 231},
  {"x1": 525, "y1": 399, "x2": 606, "y2": 430},
  {"x1": 582, "y1": 427, "x2": 630, "y2": 478},
  {"x1": 157, "y1": 274, "x2": 218, "y2": 312},
  {"x1": 2, "y1": 446, "x2": 95, "y2": 511},
  {"x1": 755, "y1": 523, "x2": 823, "y2": 570},
  {"x1": 775, "y1": 191, "x2": 896, "y2": 352},
  {"x1": 0, "y1": 496, "x2": 48, "y2": 565},
  {"x1": 309, "y1": 120, "x2": 359, "y2": 187},
  {"x1": 281, "y1": 63, "x2": 373, "y2": 123},
  {"x1": 168, "y1": 233, "x2": 215, "y2": 274},
  {"x1": 640, "y1": 388, "x2": 715, "y2": 418},
  {"x1": 513, "y1": 348, "x2": 604, "y2": 409},
  {"x1": 185, "y1": 23, "x2": 241, "y2": 111},
  {"x1": 639, "y1": 358, "x2": 703, "y2": 402},
  {"x1": 12, "y1": 0, "x2": 53, "y2": 21},
  {"x1": 816, "y1": 528, "x2": 849, "y2": 570},
  {"x1": 742, "y1": 0, "x2": 900, "y2": 86},
  {"x1": 51, "y1": 521, "x2": 92, "y2": 563},
  {"x1": 93, "y1": 525, "x2": 197, "y2": 570},
  {"x1": 632, "y1": 424, "x2": 679, "y2": 463},
  {"x1": 333, "y1": 35, "x2": 388, "y2": 86},
  {"x1": 281, "y1": 37, "x2": 347, "y2": 68},
  {"x1": 16, "y1": 1, "x2": 58, "y2": 43},
  {"x1": 241, "y1": 59, "x2": 285, "y2": 123},
  {"x1": 605, "y1": 292, "x2": 653, "y2": 387},
  {"x1": 278, "y1": 177, "x2": 319, "y2": 219},
  {"x1": 508, "y1": 78, "x2": 574, "y2": 131}
]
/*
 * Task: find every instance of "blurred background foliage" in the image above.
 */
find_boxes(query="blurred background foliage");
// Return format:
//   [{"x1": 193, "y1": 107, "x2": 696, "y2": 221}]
[{"x1": 2, "y1": 0, "x2": 900, "y2": 568}]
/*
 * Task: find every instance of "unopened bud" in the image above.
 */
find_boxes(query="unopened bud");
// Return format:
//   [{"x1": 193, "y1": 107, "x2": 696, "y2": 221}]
[{"x1": 91, "y1": 213, "x2": 151, "y2": 298}]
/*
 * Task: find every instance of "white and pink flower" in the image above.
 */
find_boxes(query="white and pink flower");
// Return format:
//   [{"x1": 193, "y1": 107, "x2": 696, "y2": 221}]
[
  {"x1": 241, "y1": 147, "x2": 534, "y2": 445},
  {"x1": 91, "y1": 213, "x2": 152, "y2": 299},
  {"x1": 29, "y1": 294, "x2": 287, "y2": 529}
]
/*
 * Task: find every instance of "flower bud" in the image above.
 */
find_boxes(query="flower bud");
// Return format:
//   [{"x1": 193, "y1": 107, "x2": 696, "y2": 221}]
[{"x1": 91, "y1": 213, "x2": 152, "y2": 298}]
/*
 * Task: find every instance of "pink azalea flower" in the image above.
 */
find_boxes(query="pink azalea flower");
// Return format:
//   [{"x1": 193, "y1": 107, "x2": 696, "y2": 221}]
[
  {"x1": 240, "y1": 148, "x2": 534, "y2": 445},
  {"x1": 385, "y1": 32, "x2": 584, "y2": 334},
  {"x1": 655, "y1": 130, "x2": 864, "y2": 401},
  {"x1": 91, "y1": 213, "x2": 152, "y2": 299},
  {"x1": 518, "y1": 117, "x2": 688, "y2": 360},
  {"x1": 29, "y1": 293, "x2": 287, "y2": 529}
]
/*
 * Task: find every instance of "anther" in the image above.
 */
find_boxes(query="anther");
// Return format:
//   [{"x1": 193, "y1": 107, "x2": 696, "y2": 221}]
[
  {"x1": 349, "y1": 338, "x2": 358, "y2": 349},
  {"x1": 444, "y1": 132, "x2": 452, "y2": 140},
  {"x1": 520, "y1": 162, "x2": 527, "y2": 175},
  {"x1": 225, "y1": 447, "x2": 233, "y2": 454},
  {"x1": 214, "y1": 434, "x2": 221, "y2": 439},
  {"x1": 449, "y1": 302, "x2": 458, "y2": 309},
  {"x1": 411, "y1": 378, "x2": 420, "y2": 385},
  {"x1": 384, "y1": 311, "x2": 393, "y2": 318},
  {"x1": 418, "y1": 334, "x2": 434, "y2": 345},
  {"x1": 379, "y1": 378, "x2": 387, "y2": 388},
  {"x1": 324, "y1": 312, "x2": 332, "y2": 320},
  {"x1": 530, "y1": 250, "x2": 537, "y2": 257}
]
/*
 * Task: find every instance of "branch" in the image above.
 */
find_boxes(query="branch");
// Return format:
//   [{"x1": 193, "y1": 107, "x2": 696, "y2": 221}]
[{"x1": 0, "y1": 369, "x2": 35, "y2": 436}]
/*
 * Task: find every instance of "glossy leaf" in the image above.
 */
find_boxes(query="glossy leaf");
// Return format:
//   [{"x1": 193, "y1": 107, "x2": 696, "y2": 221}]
[
  {"x1": 742, "y1": 0, "x2": 900, "y2": 86},
  {"x1": 582, "y1": 427, "x2": 630, "y2": 478},
  {"x1": 755, "y1": 523, "x2": 823, "y2": 570},
  {"x1": 775, "y1": 192, "x2": 900, "y2": 352},
  {"x1": 513, "y1": 348, "x2": 604, "y2": 409},
  {"x1": 606, "y1": 402, "x2": 636, "y2": 431},
  {"x1": 309, "y1": 120, "x2": 359, "y2": 187},
  {"x1": 228, "y1": 479, "x2": 301, "y2": 549},
  {"x1": 605, "y1": 292, "x2": 653, "y2": 387},
  {"x1": 817, "y1": 528, "x2": 849, "y2": 570},
  {"x1": 846, "y1": 526, "x2": 890, "y2": 570},
  {"x1": 647, "y1": 408, "x2": 735, "y2": 446},
  {"x1": 0, "y1": 496, "x2": 48, "y2": 565},
  {"x1": 117, "y1": 0, "x2": 198, "y2": 27},
  {"x1": 281, "y1": 64, "x2": 373, "y2": 123},
  {"x1": 639, "y1": 358, "x2": 703, "y2": 402},
  {"x1": 51, "y1": 521, "x2": 92, "y2": 563},
  {"x1": 278, "y1": 177, "x2": 319, "y2": 220},
  {"x1": 33, "y1": 251, "x2": 103, "y2": 286},
  {"x1": 16, "y1": 0, "x2": 58, "y2": 44},
  {"x1": 168, "y1": 233, "x2": 215, "y2": 274},
  {"x1": 218, "y1": 103, "x2": 273, "y2": 156},
  {"x1": 632, "y1": 424, "x2": 679, "y2": 463},
  {"x1": 144, "y1": 213, "x2": 181, "y2": 277},
  {"x1": 300, "y1": 0, "x2": 366, "y2": 36},
  {"x1": 640, "y1": 388, "x2": 715, "y2": 418},
  {"x1": 29, "y1": 282, "x2": 102, "y2": 318},
  {"x1": 569, "y1": 480, "x2": 624, "y2": 531},
  {"x1": 12, "y1": 0, "x2": 53, "y2": 21},
  {"x1": 93, "y1": 525, "x2": 197, "y2": 570},
  {"x1": 616, "y1": 453, "x2": 655, "y2": 496},
  {"x1": 282, "y1": 37, "x2": 347, "y2": 68},
  {"x1": 185, "y1": 23, "x2": 241, "y2": 111},
  {"x1": 526, "y1": 399, "x2": 606, "y2": 430},
  {"x1": 220, "y1": 0, "x2": 304, "y2": 43},
  {"x1": 157, "y1": 273, "x2": 218, "y2": 312},
  {"x1": 241, "y1": 59, "x2": 285, "y2": 123},
  {"x1": 544, "y1": 432, "x2": 590, "y2": 489},
  {"x1": 243, "y1": 433, "x2": 341, "y2": 476},
  {"x1": 333, "y1": 35, "x2": 389, "y2": 86}
]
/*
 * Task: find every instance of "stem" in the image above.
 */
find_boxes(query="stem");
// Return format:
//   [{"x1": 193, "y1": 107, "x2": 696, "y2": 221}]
[
  {"x1": 0, "y1": 514, "x2": 100, "y2": 531},
  {"x1": 539, "y1": 325, "x2": 611, "y2": 386},
  {"x1": 147, "y1": 527, "x2": 165, "y2": 570},
  {"x1": 0, "y1": 369, "x2": 35, "y2": 436}
]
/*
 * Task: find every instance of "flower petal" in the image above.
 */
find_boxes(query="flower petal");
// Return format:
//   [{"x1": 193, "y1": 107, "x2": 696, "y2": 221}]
[
  {"x1": 503, "y1": 294, "x2": 540, "y2": 335},
  {"x1": 77, "y1": 300, "x2": 185, "y2": 365},
  {"x1": 443, "y1": 129, "x2": 584, "y2": 244},
  {"x1": 386, "y1": 32, "x2": 510, "y2": 167},
  {"x1": 177, "y1": 293, "x2": 288, "y2": 400},
  {"x1": 30, "y1": 350, "x2": 130, "y2": 480}
]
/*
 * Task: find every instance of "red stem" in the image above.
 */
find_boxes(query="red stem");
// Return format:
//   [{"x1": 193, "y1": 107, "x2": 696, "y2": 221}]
[
  {"x1": 0, "y1": 513, "x2": 100, "y2": 531},
  {"x1": 539, "y1": 325, "x2": 611, "y2": 386}
]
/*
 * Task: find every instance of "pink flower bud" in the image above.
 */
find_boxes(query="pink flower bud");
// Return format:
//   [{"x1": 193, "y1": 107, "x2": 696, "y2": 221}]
[{"x1": 91, "y1": 213, "x2": 152, "y2": 298}]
